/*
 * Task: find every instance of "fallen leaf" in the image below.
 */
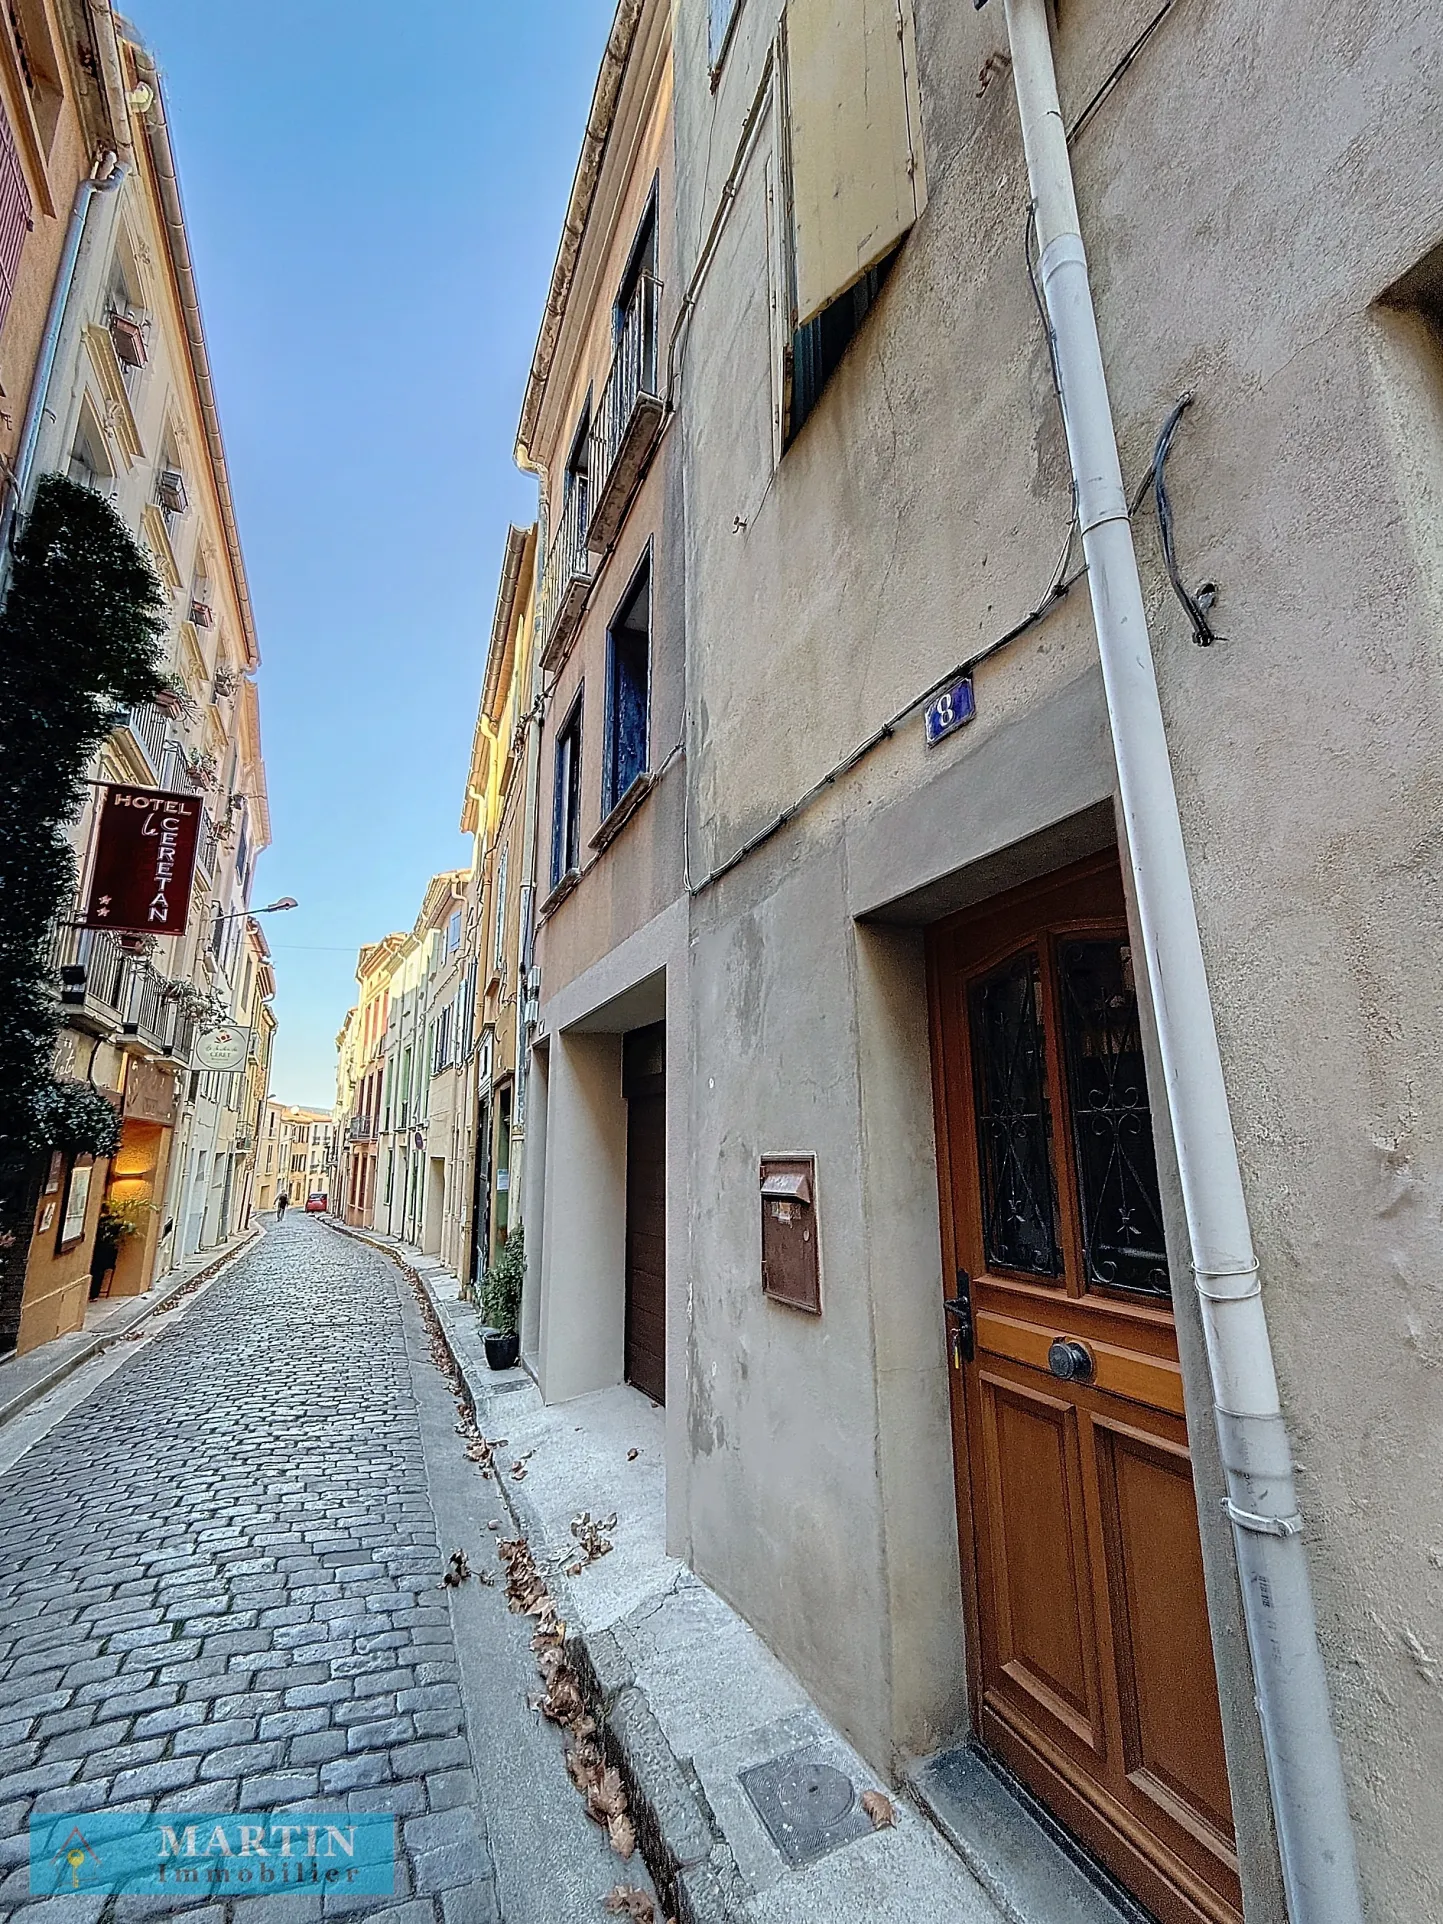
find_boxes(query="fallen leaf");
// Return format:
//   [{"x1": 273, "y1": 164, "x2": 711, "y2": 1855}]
[
  {"x1": 442, "y1": 1550, "x2": 471, "y2": 1587},
  {"x1": 861, "y1": 1789, "x2": 895, "y2": 1830},
  {"x1": 607, "y1": 1810, "x2": 637, "y2": 1859},
  {"x1": 602, "y1": 1886, "x2": 654, "y2": 1921},
  {"x1": 627, "y1": 1448, "x2": 639, "y2": 1461}
]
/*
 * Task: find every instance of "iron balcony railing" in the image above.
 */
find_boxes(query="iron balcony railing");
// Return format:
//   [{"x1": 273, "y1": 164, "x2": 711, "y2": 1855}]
[
  {"x1": 348, "y1": 1116, "x2": 377, "y2": 1142},
  {"x1": 537, "y1": 475, "x2": 592, "y2": 659},
  {"x1": 587, "y1": 273, "x2": 663, "y2": 550},
  {"x1": 124, "y1": 701, "x2": 170, "y2": 781},
  {"x1": 51, "y1": 915, "x2": 196, "y2": 1062}
]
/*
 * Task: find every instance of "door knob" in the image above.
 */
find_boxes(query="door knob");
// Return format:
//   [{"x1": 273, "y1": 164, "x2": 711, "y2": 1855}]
[{"x1": 1048, "y1": 1338, "x2": 1094, "y2": 1383}]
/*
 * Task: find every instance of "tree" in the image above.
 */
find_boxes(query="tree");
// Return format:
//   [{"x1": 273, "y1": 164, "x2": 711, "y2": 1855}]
[{"x1": 0, "y1": 475, "x2": 169, "y2": 1344}]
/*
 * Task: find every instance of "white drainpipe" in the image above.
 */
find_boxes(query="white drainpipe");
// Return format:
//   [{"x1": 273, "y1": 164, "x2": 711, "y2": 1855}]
[
  {"x1": 996, "y1": 2, "x2": 1363, "y2": 1919},
  {"x1": 0, "y1": 151, "x2": 126, "y2": 559}
]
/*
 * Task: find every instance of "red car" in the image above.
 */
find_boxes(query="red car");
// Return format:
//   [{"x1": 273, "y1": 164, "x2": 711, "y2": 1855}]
[{"x1": 304, "y1": 1193, "x2": 328, "y2": 1214}]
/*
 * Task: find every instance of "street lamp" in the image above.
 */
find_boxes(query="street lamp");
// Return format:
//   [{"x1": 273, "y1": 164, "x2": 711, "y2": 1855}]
[{"x1": 215, "y1": 897, "x2": 298, "y2": 923}]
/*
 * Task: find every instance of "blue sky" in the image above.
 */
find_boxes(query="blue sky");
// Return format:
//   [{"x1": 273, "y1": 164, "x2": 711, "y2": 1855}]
[{"x1": 122, "y1": 0, "x2": 614, "y2": 1106}]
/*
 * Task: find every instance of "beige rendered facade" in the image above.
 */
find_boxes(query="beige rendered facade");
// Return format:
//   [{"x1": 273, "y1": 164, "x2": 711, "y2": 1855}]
[
  {"x1": 255, "y1": 1103, "x2": 333, "y2": 1215},
  {"x1": 519, "y1": 0, "x2": 688, "y2": 1441},
  {"x1": 458, "y1": 524, "x2": 539, "y2": 1294},
  {"x1": 13, "y1": 11, "x2": 274, "y2": 1352},
  {"x1": 664, "y1": 0, "x2": 1443, "y2": 1919}
]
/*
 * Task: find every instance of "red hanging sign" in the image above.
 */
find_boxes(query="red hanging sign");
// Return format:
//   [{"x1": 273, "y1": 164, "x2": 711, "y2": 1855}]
[{"x1": 81, "y1": 785, "x2": 202, "y2": 938}]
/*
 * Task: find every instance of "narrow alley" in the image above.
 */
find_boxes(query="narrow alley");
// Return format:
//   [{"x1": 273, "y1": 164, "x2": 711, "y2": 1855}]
[{"x1": 0, "y1": 1222, "x2": 653, "y2": 1924}]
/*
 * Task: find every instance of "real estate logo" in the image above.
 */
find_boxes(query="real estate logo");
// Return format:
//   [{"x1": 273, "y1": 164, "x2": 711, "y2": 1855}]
[{"x1": 30, "y1": 1812, "x2": 397, "y2": 1899}]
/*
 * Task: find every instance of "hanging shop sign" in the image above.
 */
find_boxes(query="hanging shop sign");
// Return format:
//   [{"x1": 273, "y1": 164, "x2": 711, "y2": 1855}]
[
  {"x1": 193, "y1": 1026, "x2": 250, "y2": 1073},
  {"x1": 81, "y1": 785, "x2": 202, "y2": 937}
]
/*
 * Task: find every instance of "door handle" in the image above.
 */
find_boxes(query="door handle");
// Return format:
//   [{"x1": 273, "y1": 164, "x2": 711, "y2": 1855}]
[
  {"x1": 1048, "y1": 1337, "x2": 1094, "y2": 1384},
  {"x1": 943, "y1": 1268, "x2": 975, "y2": 1368}
]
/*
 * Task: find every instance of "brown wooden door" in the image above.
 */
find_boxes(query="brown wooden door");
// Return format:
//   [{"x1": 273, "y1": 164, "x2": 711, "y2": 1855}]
[
  {"x1": 927, "y1": 853, "x2": 1240, "y2": 1924},
  {"x1": 624, "y1": 1026, "x2": 666, "y2": 1405}
]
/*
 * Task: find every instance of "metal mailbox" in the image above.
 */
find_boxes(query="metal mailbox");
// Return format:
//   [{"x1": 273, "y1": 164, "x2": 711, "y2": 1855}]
[{"x1": 761, "y1": 1155, "x2": 820, "y2": 1314}]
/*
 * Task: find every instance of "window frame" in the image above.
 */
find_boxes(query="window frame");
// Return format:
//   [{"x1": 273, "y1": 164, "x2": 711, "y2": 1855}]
[
  {"x1": 601, "y1": 546, "x2": 653, "y2": 823},
  {"x1": 550, "y1": 689, "x2": 585, "y2": 891}
]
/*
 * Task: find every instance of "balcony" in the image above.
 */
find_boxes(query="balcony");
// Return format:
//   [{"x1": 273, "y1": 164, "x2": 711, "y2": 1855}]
[
  {"x1": 538, "y1": 479, "x2": 592, "y2": 670},
  {"x1": 587, "y1": 274, "x2": 664, "y2": 553},
  {"x1": 54, "y1": 923, "x2": 129, "y2": 1032},
  {"x1": 122, "y1": 701, "x2": 170, "y2": 781},
  {"x1": 50, "y1": 925, "x2": 191, "y2": 1062},
  {"x1": 348, "y1": 1116, "x2": 377, "y2": 1142}
]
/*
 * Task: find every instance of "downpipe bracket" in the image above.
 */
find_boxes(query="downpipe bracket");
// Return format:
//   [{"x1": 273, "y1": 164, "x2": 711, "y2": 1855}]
[{"x1": 1224, "y1": 1499, "x2": 1305, "y2": 1540}]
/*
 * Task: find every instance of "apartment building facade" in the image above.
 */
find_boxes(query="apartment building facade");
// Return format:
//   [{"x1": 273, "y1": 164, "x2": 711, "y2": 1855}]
[
  {"x1": 338, "y1": 937, "x2": 403, "y2": 1227},
  {"x1": 11, "y1": 16, "x2": 273, "y2": 1352},
  {"x1": 519, "y1": 0, "x2": 688, "y2": 1430},
  {"x1": 458, "y1": 524, "x2": 539, "y2": 1294},
  {"x1": 660, "y1": 0, "x2": 1443, "y2": 1920},
  {"x1": 255, "y1": 1102, "x2": 333, "y2": 1215}
]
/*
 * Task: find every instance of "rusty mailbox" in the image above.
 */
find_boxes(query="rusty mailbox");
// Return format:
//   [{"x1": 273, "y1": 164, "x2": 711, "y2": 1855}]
[{"x1": 760, "y1": 1156, "x2": 820, "y2": 1314}]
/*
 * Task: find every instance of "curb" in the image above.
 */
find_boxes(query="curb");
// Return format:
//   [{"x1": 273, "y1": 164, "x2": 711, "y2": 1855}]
[
  {"x1": 326, "y1": 1217, "x2": 746, "y2": 1924},
  {"x1": 0, "y1": 1224, "x2": 262, "y2": 1431}
]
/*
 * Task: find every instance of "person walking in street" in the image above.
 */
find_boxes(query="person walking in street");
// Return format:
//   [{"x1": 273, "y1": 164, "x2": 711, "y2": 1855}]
[{"x1": 275, "y1": 1190, "x2": 289, "y2": 1221}]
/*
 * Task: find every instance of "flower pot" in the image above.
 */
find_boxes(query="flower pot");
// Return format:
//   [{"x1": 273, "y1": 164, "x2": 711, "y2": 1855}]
[{"x1": 484, "y1": 1330, "x2": 520, "y2": 1371}]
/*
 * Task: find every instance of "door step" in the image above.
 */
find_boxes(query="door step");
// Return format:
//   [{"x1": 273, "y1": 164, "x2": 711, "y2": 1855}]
[{"x1": 911, "y1": 1746, "x2": 1160, "y2": 1924}]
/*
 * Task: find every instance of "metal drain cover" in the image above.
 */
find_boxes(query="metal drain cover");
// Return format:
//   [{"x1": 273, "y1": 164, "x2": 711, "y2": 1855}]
[{"x1": 739, "y1": 1744, "x2": 872, "y2": 1867}]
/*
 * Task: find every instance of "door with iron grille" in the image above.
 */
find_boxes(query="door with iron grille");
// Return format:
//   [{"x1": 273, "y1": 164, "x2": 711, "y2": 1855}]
[{"x1": 927, "y1": 852, "x2": 1240, "y2": 1924}]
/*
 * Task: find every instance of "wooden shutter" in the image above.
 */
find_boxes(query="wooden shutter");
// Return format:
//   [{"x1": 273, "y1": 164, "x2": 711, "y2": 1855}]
[
  {"x1": 784, "y1": 0, "x2": 926, "y2": 327},
  {"x1": 0, "y1": 104, "x2": 32, "y2": 335}
]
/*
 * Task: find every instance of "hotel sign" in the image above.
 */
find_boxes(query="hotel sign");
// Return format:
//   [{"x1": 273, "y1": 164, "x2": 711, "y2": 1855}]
[{"x1": 82, "y1": 786, "x2": 202, "y2": 938}]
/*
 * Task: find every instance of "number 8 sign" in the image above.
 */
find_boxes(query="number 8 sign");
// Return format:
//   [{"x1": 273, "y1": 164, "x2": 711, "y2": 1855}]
[{"x1": 924, "y1": 675, "x2": 976, "y2": 747}]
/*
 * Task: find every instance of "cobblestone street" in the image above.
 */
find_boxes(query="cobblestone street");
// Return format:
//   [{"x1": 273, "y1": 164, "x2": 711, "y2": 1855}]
[{"x1": 0, "y1": 1222, "x2": 513, "y2": 1923}]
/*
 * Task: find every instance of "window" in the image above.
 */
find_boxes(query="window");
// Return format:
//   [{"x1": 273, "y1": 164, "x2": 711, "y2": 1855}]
[
  {"x1": 777, "y1": 0, "x2": 925, "y2": 444},
  {"x1": 550, "y1": 693, "x2": 583, "y2": 889},
  {"x1": 68, "y1": 402, "x2": 113, "y2": 495},
  {"x1": 0, "y1": 100, "x2": 26, "y2": 341},
  {"x1": 603, "y1": 554, "x2": 651, "y2": 817},
  {"x1": 446, "y1": 908, "x2": 462, "y2": 954},
  {"x1": 492, "y1": 845, "x2": 508, "y2": 975},
  {"x1": 788, "y1": 251, "x2": 897, "y2": 443},
  {"x1": 8, "y1": 2, "x2": 62, "y2": 153},
  {"x1": 710, "y1": 0, "x2": 743, "y2": 71},
  {"x1": 433, "y1": 1002, "x2": 453, "y2": 1075},
  {"x1": 614, "y1": 190, "x2": 659, "y2": 393},
  {"x1": 564, "y1": 402, "x2": 591, "y2": 541}
]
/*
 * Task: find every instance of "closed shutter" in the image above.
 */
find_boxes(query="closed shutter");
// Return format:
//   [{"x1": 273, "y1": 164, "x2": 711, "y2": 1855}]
[
  {"x1": 784, "y1": 0, "x2": 926, "y2": 328},
  {"x1": 0, "y1": 104, "x2": 32, "y2": 335}
]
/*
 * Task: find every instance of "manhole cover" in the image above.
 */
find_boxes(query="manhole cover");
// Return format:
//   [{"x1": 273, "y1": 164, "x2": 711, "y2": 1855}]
[{"x1": 739, "y1": 1745, "x2": 873, "y2": 1867}]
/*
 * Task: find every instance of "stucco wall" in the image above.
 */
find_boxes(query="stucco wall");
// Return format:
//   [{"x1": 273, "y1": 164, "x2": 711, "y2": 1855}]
[{"x1": 675, "y1": 0, "x2": 1443, "y2": 1911}]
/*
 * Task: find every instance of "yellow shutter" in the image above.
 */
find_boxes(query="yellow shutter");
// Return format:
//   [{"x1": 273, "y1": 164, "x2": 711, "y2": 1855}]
[{"x1": 784, "y1": 0, "x2": 926, "y2": 328}]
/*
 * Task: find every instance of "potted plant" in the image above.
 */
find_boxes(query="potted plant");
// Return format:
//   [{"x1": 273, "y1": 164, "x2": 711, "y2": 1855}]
[
  {"x1": 481, "y1": 1225, "x2": 524, "y2": 1370},
  {"x1": 90, "y1": 1196, "x2": 153, "y2": 1295}
]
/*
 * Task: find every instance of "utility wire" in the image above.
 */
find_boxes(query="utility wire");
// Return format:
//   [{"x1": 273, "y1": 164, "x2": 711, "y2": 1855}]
[{"x1": 1066, "y1": 0, "x2": 1182, "y2": 144}]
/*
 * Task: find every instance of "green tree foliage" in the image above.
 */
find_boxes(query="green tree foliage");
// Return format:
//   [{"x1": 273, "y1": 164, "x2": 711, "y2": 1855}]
[{"x1": 0, "y1": 474, "x2": 169, "y2": 1159}]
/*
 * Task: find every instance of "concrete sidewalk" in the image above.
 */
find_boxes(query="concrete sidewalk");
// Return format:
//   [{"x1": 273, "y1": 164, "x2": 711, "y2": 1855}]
[
  {"x1": 330, "y1": 1221, "x2": 1007, "y2": 1924},
  {"x1": 0, "y1": 1221, "x2": 262, "y2": 1430}
]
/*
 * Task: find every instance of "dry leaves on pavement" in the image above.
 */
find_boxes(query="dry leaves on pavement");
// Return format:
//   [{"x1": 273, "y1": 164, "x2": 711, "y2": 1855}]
[
  {"x1": 861, "y1": 1789, "x2": 896, "y2": 1830},
  {"x1": 442, "y1": 1550, "x2": 471, "y2": 1587},
  {"x1": 602, "y1": 1888, "x2": 674, "y2": 1924}
]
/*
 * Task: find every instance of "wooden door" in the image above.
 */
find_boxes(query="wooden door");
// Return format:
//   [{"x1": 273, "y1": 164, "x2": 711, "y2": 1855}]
[
  {"x1": 927, "y1": 853, "x2": 1240, "y2": 1924},
  {"x1": 624, "y1": 1025, "x2": 666, "y2": 1405}
]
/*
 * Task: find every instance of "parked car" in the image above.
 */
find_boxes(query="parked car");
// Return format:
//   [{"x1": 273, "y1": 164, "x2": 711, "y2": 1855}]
[{"x1": 304, "y1": 1193, "x2": 328, "y2": 1214}]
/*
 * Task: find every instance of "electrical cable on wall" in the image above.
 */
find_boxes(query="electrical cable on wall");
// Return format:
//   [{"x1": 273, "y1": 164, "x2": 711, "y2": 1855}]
[{"x1": 1149, "y1": 394, "x2": 1219, "y2": 645}]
